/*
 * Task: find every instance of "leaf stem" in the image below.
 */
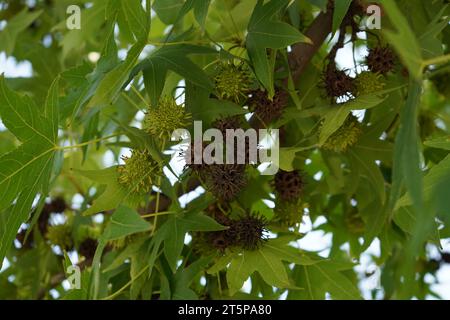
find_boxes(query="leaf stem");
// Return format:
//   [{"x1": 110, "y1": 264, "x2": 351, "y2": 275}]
[
  {"x1": 141, "y1": 211, "x2": 177, "y2": 219},
  {"x1": 151, "y1": 137, "x2": 166, "y2": 235},
  {"x1": 131, "y1": 85, "x2": 148, "y2": 105},
  {"x1": 422, "y1": 54, "x2": 450, "y2": 69},
  {"x1": 58, "y1": 134, "x2": 120, "y2": 150},
  {"x1": 102, "y1": 265, "x2": 150, "y2": 300}
]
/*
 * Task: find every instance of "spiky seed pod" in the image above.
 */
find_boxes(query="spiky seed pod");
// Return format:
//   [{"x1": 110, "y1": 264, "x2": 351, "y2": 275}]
[
  {"x1": 233, "y1": 215, "x2": 268, "y2": 251},
  {"x1": 365, "y1": 46, "x2": 396, "y2": 75},
  {"x1": 206, "y1": 164, "x2": 247, "y2": 201},
  {"x1": 248, "y1": 88, "x2": 288, "y2": 124},
  {"x1": 78, "y1": 238, "x2": 98, "y2": 260},
  {"x1": 212, "y1": 116, "x2": 243, "y2": 135},
  {"x1": 355, "y1": 71, "x2": 385, "y2": 95},
  {"x1": 117, "y1": 149, "x2": 160, "y2": 195},
  {"x1": 322, "y1": 115, "x2": 363, "y2": 153},
  {"x1": 322, "y1": 65, "x2": 355, "y2": 100},
  {"x1": 344, "y1": 209, "x2": 365, "y2": 235},
  {"x1": 273, "y1": 170, "x2": 304, "y2": 202},
  {"x1": 143, "y1": 96, "x2": 191, "y2": 138},
  {"x1": 46, "y1": 224, "x2": 74, "y2": 251},
  {"x1": 273, "y1": 201, "x2": 304, "y2": 227},
  {"x1": 213, "y1": 117, "x2": 256, "y2": 164},
  {"x1": 214, "y1": 62, "x2": 252, "y2": 104}
]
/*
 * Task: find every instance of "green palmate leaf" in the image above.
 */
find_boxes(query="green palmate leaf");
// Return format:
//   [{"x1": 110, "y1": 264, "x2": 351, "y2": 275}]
[
  {"x1": 75, "y1": 166, "x2": 143, "y2": 216},
  {"x1": 306, "y1": 0, "x2": 328, "y2": 11},
  {"x1": 0, "y1": 9, "x2": 43, "y2": 55},
  {"x1": 90, "y1": 205, "x2": 150, "y2": 299},
  {"x1": 379, "y1": 0, "x2": 423, "y2": 79},
  {"x1": 226, "y1": 250, "x2": 292, "y2": 296},
  {"x1": 87, "y1": 40, "x2": 146, "y2": 110},
  {"x1": 153, "y1": 0, "x2": 184, "y2": 24},
  {"x1": 172, "y1": 256, "x2": 212, "y2": 300},
  {"x1": 65, "y1": 25, "x2": 119, "y2": 122},
  {"x1": 58, "y1": 1, "x2": 109, "y2": 60},
  {"x1": 129, "y1": 45, "x2": 215, "y2": 106},
  {"x1": 109, "y1": 0, "x2": 150, "y2": 42},
  {"x1": 170, "y1": 0, "x2": 211, "y2": 31},
  {"x1": 208, "y1": 237, "x2": 318, "y2": 295},
  {"x1": 361, "y1": 199, "x2": 388, "y2": 250},
  {"x1": 348, "y1": 148, "x2": 386, "y2": 204},
  {"x1": 424, "y1": 136, "x2": 450, "y2": 150},
  {"x1": 193, "y1": 0, "x2": 211, "y2": 30},
  {"x1": 0, "y1": 76, "x2": 60, "y2": 266},
  {"x1": 395, "y1": 154, "x2": 450, "y2": 210},
  {"x1": 246, "y1": 0, "x2": 311, "y2": 97},
  {"x1": 161, "y1": 211, "x2": 226, "y2": 272},
  {"x1": 290, "y1": 261, "x2": 362, "y2": 300},
  {"x1": 190, "y1": 96, "x2": 247, "y2": 126},
  {"x1": 103, "y1": 205, "x2": 151, "y2": 241},
  {"x1": 319, "y1": 94, "x2": 386, "y2": 145},
  {"x1": 331, "y1": 0, "x2": 352, "y2": 34},
  {"x1": 389, "y1": 79, "x2": 423, "y2": 216},
  {"x1": 418, "y1": 5, "x2": 449, "y2": 59},
  {"x1": 279, "y1": 145, "x2": 316, "y2": 171},
  {"x1": 389, "y1": 79, "x2": 427, "y2": 288}
]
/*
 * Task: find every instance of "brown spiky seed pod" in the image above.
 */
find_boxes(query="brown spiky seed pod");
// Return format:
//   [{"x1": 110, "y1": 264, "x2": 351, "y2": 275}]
[
  {"x1": 273, "y1": 170, "x2": 304, "y2": 202},
  {"x1": 365, "y1": 46, "x2": 396, "y2": 75},
  {"x1": 233, "y1": 215, "x2": 268, "y2": 250},
  {"x1": 206, "y1": 164, "x2": 247, "y2": 201},
  {"x1": 248, "y1": 88, "x2": 288, "y2": 124},
  {"x1": 322, "y1": 64, "x2": 355, "y2": 99},
  {"x1": 212, "y1": 116, "x2": 243, "y2": 135}
]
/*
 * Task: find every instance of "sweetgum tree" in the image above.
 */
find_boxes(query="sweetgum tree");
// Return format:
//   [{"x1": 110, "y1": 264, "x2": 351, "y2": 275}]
[{"x1": 0, "y1": 0, "x2": 450, "y2": 300}]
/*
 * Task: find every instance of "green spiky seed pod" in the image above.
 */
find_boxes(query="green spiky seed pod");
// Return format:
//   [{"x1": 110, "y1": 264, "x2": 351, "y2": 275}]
[
  {"x1": 322, "y1": 115, "x2": 363, "y2": 153},
  {"x1": 46, "y1": 224, "x2": 73, "y2": 251},
  {"x1": 214, "y1": 62, "x2": 252, "y2": 104},
  {"x1": 273, "y1": 201, "x2": 305, "y2": 227},
  {"x1": 143, "y1": 96, "x2": 191, "y2": 138},
  {"x1": 117, "y1": 149, "x2": 160, "y2": 195},
  {"x1": 355, "y1": 71, "x2": 385, "y2": 95}
]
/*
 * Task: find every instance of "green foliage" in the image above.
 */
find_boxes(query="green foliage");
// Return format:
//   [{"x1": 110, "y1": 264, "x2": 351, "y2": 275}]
[{"x1": 1, "y1": 0, "x2": 450, "y2": 301}]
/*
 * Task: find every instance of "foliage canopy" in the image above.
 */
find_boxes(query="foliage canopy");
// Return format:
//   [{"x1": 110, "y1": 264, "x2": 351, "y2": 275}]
[{"x1": 0, "y1": 0, "x2": 450, "y2": 300}]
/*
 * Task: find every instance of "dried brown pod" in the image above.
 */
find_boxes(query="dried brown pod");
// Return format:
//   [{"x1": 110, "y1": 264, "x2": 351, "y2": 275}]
[
  {"x1": 273, "y1": 170, "x2": 304, "y2": 202},
  {"x1": 365, "y1": 46, "x2": 396, "y2": 75}
]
